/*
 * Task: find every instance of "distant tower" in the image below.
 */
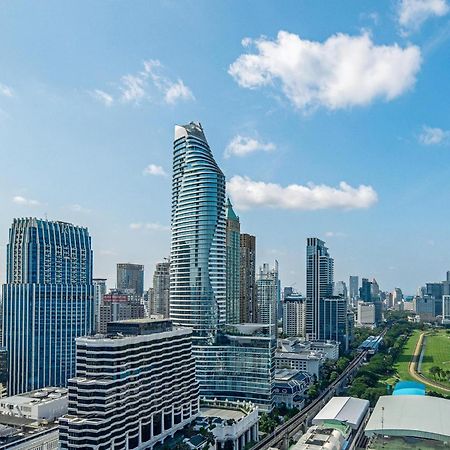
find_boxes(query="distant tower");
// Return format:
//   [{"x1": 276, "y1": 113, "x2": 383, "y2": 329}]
[
  {"x1": 2, "y1": 218, "x2": 94, "y2": 395},
  {"x1": 306, "y1": 238, "x2": 334, "y2": 340},
  {"x1": 117, "y1": 263, "x2": 144, "y2": 297},
  {"x1": 240, "y1": 233, "x2": 257, "y2": 323},
  {"x1": 151, "y1": 260, "x2": 170, "y2": 317},
  {"x1": 226, "y1": 199, "x2": 241, "y2": 323},
  {"x1": 169, "y1": 122, "x2": 226, "y2": 338},
  {"x1": 256, "y1": 261, "x2": 279, "y2": 331},
  {"x1": 93, "y1": 278, "x2": 107, "y2": 333},
  {"x1": 349, "y1": 276, "x2": 359, "y2": 301}
]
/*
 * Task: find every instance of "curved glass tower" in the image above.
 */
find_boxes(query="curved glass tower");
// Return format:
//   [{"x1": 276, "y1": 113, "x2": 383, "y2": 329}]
[{"x1": 170, "y1": 122, "x2": 226, "y2": 338}]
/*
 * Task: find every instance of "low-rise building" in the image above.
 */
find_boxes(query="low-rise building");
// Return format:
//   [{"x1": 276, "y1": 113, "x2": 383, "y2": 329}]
[
  {"x1": 275, "y1": 352, "x2": 322, "y2": 378},
  {"x1": 0, "y1": 387, "x2": 67, "y2": 449},
  {"x1": 291, "y1": 422, "x2": 351, "y2": 450},
  {"x1": 273, "y1": 369, "x2": 312, "y2": 409}
]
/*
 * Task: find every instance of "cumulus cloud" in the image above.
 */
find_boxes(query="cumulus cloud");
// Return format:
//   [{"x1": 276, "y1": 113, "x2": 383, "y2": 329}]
[
  {"x1": 70, "y1": 204, "x2": 91, "y2": 213},
  {"x1": 419, "y1": 125, "x2": 450, "y2": 145},
  {"x1": 129, "y1": 222, "x2": 170, "y2": 231},
  {"x1": 227, "y1": 176, "x2": 378, "y2": 210},
  {"x1": 398, "y1": 0, "x2": 449, "y2": 32},
  {"x1": 229, "y1": 31, "x2": 421, "y2": 111},
  {"x1": 225, "y1": 135, "x2": 276, "y2": 158},
  {"x1": 143, "y1": 164, "x2": 167, "y2": 177},
  {"x1": 12, "y1": 195, "x2": 40, "y2": 206},
  {"x1": 90, "y1": 89, "x2": 114, "y2": 106},
  {"x1": 0, "y1": 83, "x2": 14, "y2": 98}
]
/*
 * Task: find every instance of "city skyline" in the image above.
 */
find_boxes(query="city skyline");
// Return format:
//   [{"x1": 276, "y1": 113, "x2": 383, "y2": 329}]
[{"x1": 1, "y1": 1, "x2": 450, "y2": 293}]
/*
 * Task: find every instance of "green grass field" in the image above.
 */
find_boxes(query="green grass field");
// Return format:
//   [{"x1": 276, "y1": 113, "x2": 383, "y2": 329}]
[
  {"x1": 392, "y1": 329, "x2": 421, "y2": 383},
  {"x1": 420, "y1": 330, "x2": 450, "y2": 388}
]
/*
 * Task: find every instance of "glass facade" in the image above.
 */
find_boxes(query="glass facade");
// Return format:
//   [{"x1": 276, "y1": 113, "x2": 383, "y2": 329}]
[
  {"x1": 2, "y1": 218, "x2": 94, "y2": 395},
  {"x1": 226, "y1": 199, "x2": 241, "y2": 323},
  {"x1": 170, "y1": 122, "x2": 226, "y2": 339}
]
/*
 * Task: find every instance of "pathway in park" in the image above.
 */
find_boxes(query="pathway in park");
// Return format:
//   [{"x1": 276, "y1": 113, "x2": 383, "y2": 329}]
[{"x1": 408, "y1": 332, "x2": 450, "y2": 393}]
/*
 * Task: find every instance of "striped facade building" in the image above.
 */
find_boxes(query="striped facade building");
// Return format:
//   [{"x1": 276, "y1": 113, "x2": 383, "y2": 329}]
[
  {"x1": 2, "y1": 218, "x2": 94, "y2": 395},
  {"x1": 59, "y1": 319, "x2": 199, "y2": 450}
]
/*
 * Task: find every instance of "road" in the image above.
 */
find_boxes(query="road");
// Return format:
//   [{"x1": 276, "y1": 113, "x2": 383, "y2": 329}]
[{"x1": 408, "y1": 332, "x2": 450, "y2": 393}]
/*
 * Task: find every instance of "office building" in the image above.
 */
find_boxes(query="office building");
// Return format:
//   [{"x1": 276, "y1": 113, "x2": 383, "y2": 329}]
[
  {"x1": 322, "y1": 296, "x2": 349, "y2": 351},
  {"x1": 282, "y1": 292, "x2": 306, "y2": 337},
  {"x1": 306, "y1": 238, "x2": 334, "y2": 341},
  {"x1": 357, "y1": 301, "x2": 376, "y2": 328},
  {"x1": 349, "y1": 276, "x2": 359, "y2": 303},
  {"x1": 117, "y1": 263, "x2": 144, "y2": 297},
  {"x1": 256, "y1": 261, "x2": 279, "y2": 330},
  {"x1": 413, "y1": 295, "x2": 435, "y2": 322},
  {"x1": 0, "y1": 347, "x2": 7, "y2": 398},
  {"x1": 59, "y1": 319, "x2": 199, "y2": 450},
  {"x1": 195, "y1": 324, "x2": 275, "y2": 412},
  {"x1": 443, "y1": 295, "x2": 450, "y2": 325},
  {"x1": 98, "y1": 289, "x2": 145, "y2": 333},
  {"x1": 2, "y1": 218, "x2": 94, "y2": 395},
  {"x1": 240, "y1": 233, "x2": 257, "y2": 323},
  {"x1": 151, "y1": 260, "x2": 170, "y2": 318},
  {"x1": 169, "y1": 122, "x2": 226, "y2": 338},
  {"x1": 226, "y1": 199, "x2": 241, "y2": 324},
  {"x1": 359, "y1": 278, "x2": 372, "y2": 302},
  {"x1": 333, "y1": 281, "x2": 347, "y2": 299},
  {"x1": 93, "y1": 278, "x2": 107, "y2": 333}
]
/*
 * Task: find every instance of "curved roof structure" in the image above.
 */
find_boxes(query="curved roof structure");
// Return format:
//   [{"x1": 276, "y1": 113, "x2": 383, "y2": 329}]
[
  {"x1": 365, "y1": 395, "x2": 450, "y2": 442},
  {"x1": 393, "y1": 381, "x2": 425, "y2": 396}
]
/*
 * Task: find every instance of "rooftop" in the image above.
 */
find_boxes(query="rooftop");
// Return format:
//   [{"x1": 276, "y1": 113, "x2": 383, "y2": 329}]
[{"x1": 365, "y1": 395, "x2": 450, "y2": 442}]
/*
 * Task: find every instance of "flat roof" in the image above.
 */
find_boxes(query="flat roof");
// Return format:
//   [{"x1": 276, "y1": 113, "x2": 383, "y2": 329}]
[
  {"x1": 365, "y1": 396, "x2": 450, "y2": 442},
  {"x1": 200, "y1": 407, "x2": 245, "y2": 421},
  {"x1": 312, "y1": 396, "x2": 370, "y2": 429}
]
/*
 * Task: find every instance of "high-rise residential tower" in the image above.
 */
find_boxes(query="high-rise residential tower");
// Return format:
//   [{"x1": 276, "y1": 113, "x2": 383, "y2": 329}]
[
  {"x1": 305, "y1": 238, "x2": 334, "y2": 341},
  {"x1": 169, "y1": 122, "x2": 226, "y2": 339},
  {"x1": 226, "y1": 199, "x2": 240, "y2": 323},
  {"x1": 2, "y1": 218, "x2": 94, "y2": 395},
  {"x1": 93, "y1": 278, "x2": 107, "y2": 333},
  {"x1": 151, "y1": 260, "x2": 170, "y2": 317},
  {"x1": 116, "y1": 263, "x2": 144, "y2": 297},
  {"x1": 256, "y1": 261, "x2": 279, "y2": 330},
  {"x1": 240, "y1": 233, "x2": 257, "y2": 323},
  {"x1": 349, "y1": 276, "x2": 359, "y2": 302}
]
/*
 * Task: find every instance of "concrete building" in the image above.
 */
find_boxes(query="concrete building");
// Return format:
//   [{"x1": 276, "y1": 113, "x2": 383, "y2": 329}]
[
  {"x1": 273, "y1": 369, "x2": 312, "y2": 409},
  {"x1": 349, "y1": 276, "x2": 359, "y2": 305},
  {"x1": 2, "y1": 218, "x2": 94, "y2": 395},
  {"x1": 282, "y1": 292, "x2": 306, "y2": 337},
  {"x1": 192, "y1": 399, "x2": 259, "y2": 450},
  {"x1": 116, "y1": 263, "x2": 144, "y2": 297},
  {"x1": 226, "y1": 199, "x2": 241, "y2": 324},
  {"x1": 98, "y1": 289, "x2": 145, "y2": 333},
  {"x1": 413, "y1": 295, "x2": 436, "y2": 322},
  {"x1": 0, "y1": 347, "x2": 7, "y2": 398},
  {"x1": 357, "y1": 301, "x2": 376, "y2": 328},
  {"x1": 256, "y1": 262, "x2": 279, "y2": 331},
  {"x1": 240, "y1": 233, "x2": 257, "y2": 323},
  {"x1": 443, "y1": 294, "x2": 450, "y2": 325},
  {"x1": 291, "y1": 422, "x2": 351, "y2": 450},
  {"x1": 333, "y1": 281, "x2": 347, "y2": 299},
  {"x1": 150, "y1": 260, "x2": 170, "y2": 318},
  {"x1": 275, "y1": 351, "x2": 323, "y2": 378},
  {"x1": 59, "y1": 319, "x2": 199, "y2": 450},
  {"x1": 93, "y1": 278, "x2": 107, "y2": 333}
]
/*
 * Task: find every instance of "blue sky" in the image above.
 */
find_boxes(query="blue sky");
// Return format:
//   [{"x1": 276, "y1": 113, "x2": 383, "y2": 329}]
[{"x1": 0, "y1": 0, "x2": 449, "y2": 294}]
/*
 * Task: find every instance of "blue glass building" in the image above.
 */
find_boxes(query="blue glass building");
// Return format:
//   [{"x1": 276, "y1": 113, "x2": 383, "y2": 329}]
[
  {"x1": 170, "y1": 122, "x2": 226, "y2": 339},
  {"x1": 2, "y1": 218, "x2": 94, "y2": 395}
]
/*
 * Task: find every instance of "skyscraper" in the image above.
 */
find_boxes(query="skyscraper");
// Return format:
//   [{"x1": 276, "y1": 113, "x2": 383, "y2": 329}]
[
  {"x1": 256, "y1": 261, "x2": 279, "y2": 330},
  {"x1": 170, "y1": 122, "x2": 226, "y2": 339},
  {"x1": 93, "y1": 278, "x2": 107, "y2": 333},
  {"x1": 226, "y1": 199, "x2": 241, "y2": 323},
  {"x1": 151, "y1": 260, "x2": 170, "y2": 317},
  {"x1": 2, "y1": 218, "x2": 94, "y2": 395},
  {"x1": 240, "y1": 233, "x2": 257, "y2": 323},
  {"x1": 282, "y1": 292, "x2": 306, "y2": 337},
  {"x1": 116, "y1": 263, "x2": 144, "y2": 297},
  {"x1": 306, "y1": 238, "x2": 334, "y2": 341},
  {"x1": 349, "y1": 276, "x2": 359, "y2": 301}
]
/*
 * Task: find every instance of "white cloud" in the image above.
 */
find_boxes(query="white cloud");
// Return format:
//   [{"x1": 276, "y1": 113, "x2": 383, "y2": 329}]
[
  {"x1": 70, "y1": 204, "x2": 91, "y2": 213},
  {"x1": 0, "y1": 83, "x2": 14, "y2": 98},
  {"x1": 325, "y1": 231, "x2": 347, "y2": 238},
  {"x1": 120, "y1": 74, "x2": 147, "y2": 103},
  {"x1": 227, "y1": 176, "x2": 378, "y2": 210},
  {"x1": 164, "y1": 79, "x2": 195, "y2": 104},
  {"x1": 419, "y1": 125, "x2": 450, "y2": 145},
  {"x1": 143, "y1": 164, "x2": 167, "y2": 177},
  {"x1": 398, "y1": 0, "x2": 449, "y2": 32},
  {"x1": 90, "y1": 89, "x2": 114, "y2": 106},
  {"x1": 129, "y1": 222, "x2": 169, "y2": 231},
  {"x1": 225, "y1": 135, "x2": 276, "y2": 158},
  {"x1": 229, "y1": 31, "x2": 421, "y2": 111},
  {"x1": 12, "y1": 195, "x2": 40, "y2": 206}
]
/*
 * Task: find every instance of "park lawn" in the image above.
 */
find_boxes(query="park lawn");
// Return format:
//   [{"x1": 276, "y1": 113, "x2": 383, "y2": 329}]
[
  {"x1": 420, "y1": 331, "x2": 450, "y2": 388},
  {"x1": 394, "y1": 329, "x2": 421, "y2": 382}
]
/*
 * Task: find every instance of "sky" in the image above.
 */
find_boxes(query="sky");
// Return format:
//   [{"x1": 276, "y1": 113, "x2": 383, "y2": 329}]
[{"x1": 0, "y1": 0, "x2": 449, "y2": 295}]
